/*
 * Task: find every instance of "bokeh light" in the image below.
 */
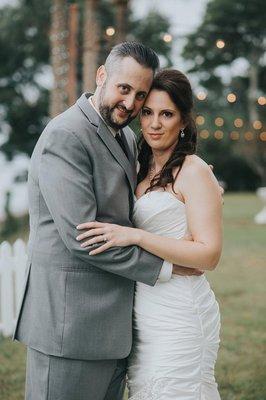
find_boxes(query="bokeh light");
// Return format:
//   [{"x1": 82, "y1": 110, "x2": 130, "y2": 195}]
[
  {"x1": 200, "y1": 129, "x2": 209, "y2": 139},
  {"x1": 196, "y1": 115, "x2": 205, "y2": 125},
  {"x1": 258, "y1": 96, "x2": 266, "y2": 106},
  {"x1": 234, "y1": 118, "x2": 243, "y2": 128},
  {"x1": 227, "y1": 93, "x2": 237, "y2": 103},
  {"x1": 216, "y1": 39, "x2": 225, "y2": 49},
  {"x1": 106, "y1": 26, "x2": 115, "y2": 36},
  {"x1": 214, "y1": 130, "x2": 224, "y2": 140},
  {"x1": 215, "y1": 117, "x2": 224, "y2": 127},
  {"x1": 230, "y1": 131, "x2": 240, "y2": 140},
  {"x1": 260, "y1": 132, "x2": 266, "y2": 141},
  {"x1": 163, "y1": 34, "x2": 172, "y2": 43},
  {"x1": 197, "y1": 91, "x2": 207, "y2": 101},
  {"x1": 244, "y1": 131, "x2": 254, "y2": 141},
  {"x1": 253, "y1": 120, "x2": 262, "y2": 130}
]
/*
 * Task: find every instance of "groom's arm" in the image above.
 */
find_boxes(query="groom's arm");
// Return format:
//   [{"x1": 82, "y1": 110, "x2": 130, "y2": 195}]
[{"x1": 39, "y1": 127, "x2": 163, "y2": 286}]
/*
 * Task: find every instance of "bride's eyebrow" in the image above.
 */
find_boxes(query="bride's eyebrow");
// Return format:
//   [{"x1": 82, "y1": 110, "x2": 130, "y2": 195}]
[{"x1": 161, "y1": 108, "x2": 176, "y2": 113}]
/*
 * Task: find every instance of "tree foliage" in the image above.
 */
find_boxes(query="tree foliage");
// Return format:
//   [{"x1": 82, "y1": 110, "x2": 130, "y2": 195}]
[
  {"x1": 183, "y1": 0, "x2": 265, "y2": 73},
  {"x1": 182, "y1": 0, "x2": 266, "y2": 186},
  {"x1": 0, "y1": 0, "x2": 50, "y2": 159},
  {"x1": 0, "y1": 0, "x2": 173, "y2": 160}
]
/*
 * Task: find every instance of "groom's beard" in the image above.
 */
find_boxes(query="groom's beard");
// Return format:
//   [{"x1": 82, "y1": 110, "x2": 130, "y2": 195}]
[
  {"x1": 99, "y1": 87, "x2": 135, "y2": 130},
  {"x1": 99, "y1": 103, "x2": 135, "y2": 130}
]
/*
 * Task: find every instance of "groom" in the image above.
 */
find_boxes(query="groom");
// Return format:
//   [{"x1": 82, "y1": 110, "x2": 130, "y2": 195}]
[{"x1": 14, "y1": 42, "x2": 202, "y2": 400}]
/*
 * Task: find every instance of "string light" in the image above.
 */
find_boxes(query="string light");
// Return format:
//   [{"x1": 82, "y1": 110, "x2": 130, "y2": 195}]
[
  {"x1": 227, "y1": 93, "x2": 237, "y2": 103},
  {"x1": 234, "y1": 118, "x2": 243, "y2": 128},
  {"x1": 106, "y1": 26, "x2": 115, "y2": 36},
  {"x1": 215, "y1": 117, "x2": 224, "y2": 127},
  {"x1": 197, "y1": 91, "x2": 207, "y2": 101},
  {"x1": 163, "y1": 34, "x2": 172, "y2": 43},
  {"x1": 196, "y1": 115, "x2": 205, "y2": 125},
  {"x1": 253, "y1": 120, "x2": 262, "y2": 130},
  {"x1": 214, "y1": 130, "x2": 223, "y2": 140},
  {"x1": 194, "y1": 114, "x2": 266, "y2": 142},
  {"x1": 216, "y1": 39, "x2": 225, "y2": 49},
  {"x1": 200, "y1": 129, "x2": 209, "y2": 139},
  {"x1": 260, "y1": 132, "x2": 266, "y2": 141},
  {"x1": 244, "y1": 131, "x2": 254, "y2": 141},
  {"x1": 230, "y1": 131, "x2": 240, "y2": 140},
  {"x1": 258, "y1": 96, "x2": 266, "y2": 106}
]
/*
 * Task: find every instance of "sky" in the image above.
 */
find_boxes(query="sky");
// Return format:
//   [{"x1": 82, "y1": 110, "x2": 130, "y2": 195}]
[{"x1": 132, "y1": 0, "x2": 208, "y2": 68}]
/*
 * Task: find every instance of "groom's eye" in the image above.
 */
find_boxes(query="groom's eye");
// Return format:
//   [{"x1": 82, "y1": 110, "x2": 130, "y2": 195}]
[
  {"x1": 119, "y1": 85, "x2": 130, "y2": 94},
  {"x1": 136, "y1": 92, "x2": 147, "y2": 101}
]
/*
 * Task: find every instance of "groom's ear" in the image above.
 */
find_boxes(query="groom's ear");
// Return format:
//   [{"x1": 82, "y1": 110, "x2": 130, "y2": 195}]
[{"x1": 96, "y1": 65, "x2": 107, "y2": 87}]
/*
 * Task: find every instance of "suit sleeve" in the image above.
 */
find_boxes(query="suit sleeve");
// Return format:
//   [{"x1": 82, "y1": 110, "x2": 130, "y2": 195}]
[{"x1": 39, "y1": 128, "x2": 163, "y2": 285}]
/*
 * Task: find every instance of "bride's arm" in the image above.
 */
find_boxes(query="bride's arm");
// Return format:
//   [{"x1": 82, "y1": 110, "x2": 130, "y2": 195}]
[
  {"x1": 77, "y1": 160, "x2": 222, "y2": 271},
  {"x1": 134, "y1": 161, "x2": 222, "y2": 270}
]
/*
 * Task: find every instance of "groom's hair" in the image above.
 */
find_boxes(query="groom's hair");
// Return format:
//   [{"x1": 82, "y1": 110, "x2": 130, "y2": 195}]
[{"x1": 105, "y1": 42, "x2": 159, "y2": 75}]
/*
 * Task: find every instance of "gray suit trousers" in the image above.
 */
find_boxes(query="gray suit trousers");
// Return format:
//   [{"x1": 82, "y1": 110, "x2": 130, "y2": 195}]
[{"x1": 25, "y1": 348, "x2": 127, "y2": 400}]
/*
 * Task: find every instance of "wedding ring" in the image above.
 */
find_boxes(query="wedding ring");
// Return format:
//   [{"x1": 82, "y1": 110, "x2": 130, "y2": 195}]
[{"x1": 103, "y1": 236, "x2": 108, "y2": 242}]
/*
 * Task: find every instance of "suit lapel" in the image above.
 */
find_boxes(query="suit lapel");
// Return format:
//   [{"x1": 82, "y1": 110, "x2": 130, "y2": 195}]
[
  {"x1": 76, "y1": 93, "x2": 136, "y2": 196},
  {"x1": 97, "y1": 120, "x2": 135, "y2": 196},
  {"x1": 121, "y1": 129, "x2": 137, "y2": 189}
]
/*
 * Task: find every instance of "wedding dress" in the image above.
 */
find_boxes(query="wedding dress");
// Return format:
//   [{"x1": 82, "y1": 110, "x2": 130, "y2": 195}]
[{"x1": 127, "y1": 191, "x2": 221, "y2": 400}]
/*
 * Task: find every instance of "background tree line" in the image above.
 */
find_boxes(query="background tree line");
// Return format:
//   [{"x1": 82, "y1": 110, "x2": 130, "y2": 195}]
[{"x1": 0, "y1": 0, "x2": 265, "y2": 192}]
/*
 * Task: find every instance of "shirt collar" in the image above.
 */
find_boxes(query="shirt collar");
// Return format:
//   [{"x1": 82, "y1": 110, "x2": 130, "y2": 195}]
[{"x1": 89, "y1": 95, "x2": 120, "y2": 138}]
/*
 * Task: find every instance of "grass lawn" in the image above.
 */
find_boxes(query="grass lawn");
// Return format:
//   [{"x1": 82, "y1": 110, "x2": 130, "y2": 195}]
[{"x1": 0, "y1": 193, "x2": 265, "y2": 400}]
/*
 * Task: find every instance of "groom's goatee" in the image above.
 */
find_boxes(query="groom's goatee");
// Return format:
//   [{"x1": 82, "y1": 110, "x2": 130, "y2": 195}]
[{"x1": 99, "y1": 104, "x2": 134, "y2": 129}]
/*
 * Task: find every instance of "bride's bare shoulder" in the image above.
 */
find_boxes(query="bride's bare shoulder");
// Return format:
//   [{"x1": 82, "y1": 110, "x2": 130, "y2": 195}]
[
  {"x1": 184, "y1": 154, "x2": 209, "y2": 169},
  {"x1": 174, "y1": 155, "x2": 210, "y2": 178},
  {"x1": 178, "y1": 154, "x2": 220, "y2": 196},
  {"x1": 184, "y1": 155, "x2": 213, "y2": 178},
  {"x1": 175, "y1": 154, "x2": 218, "y2": 190}
]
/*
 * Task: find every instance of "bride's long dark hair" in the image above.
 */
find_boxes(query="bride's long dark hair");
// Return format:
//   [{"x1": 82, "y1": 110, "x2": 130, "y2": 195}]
[{"x1": 138, "y1": 69, "x2": 197, "y2": 192}]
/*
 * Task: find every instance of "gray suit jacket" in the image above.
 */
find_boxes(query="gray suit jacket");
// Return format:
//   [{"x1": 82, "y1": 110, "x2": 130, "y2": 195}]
[{"x1": 14, "y1": 93, "x2": 163, "y2": 360}]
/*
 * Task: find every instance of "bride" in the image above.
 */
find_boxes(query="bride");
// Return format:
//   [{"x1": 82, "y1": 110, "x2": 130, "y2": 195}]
[{"x1": 77, "y1": 69, "x2": 222, "y2": 399}]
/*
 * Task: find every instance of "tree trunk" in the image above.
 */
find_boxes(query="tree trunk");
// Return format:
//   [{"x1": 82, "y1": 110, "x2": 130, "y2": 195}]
[
  {"x1": 66, "y1": 3, "x2": 78, "y2": 107},
  {"x1": 113, "y1": 0, "x2": 130, "y2": 44},
  {"x1": 49, "y1": 0, "x2": 69, "y2": 117},
  {"x1": 82, "y1": 0, "x2": 100, "y2": 93},
  {"x1": 247, "y1": 52, "x2": 259, "y2": 124}
]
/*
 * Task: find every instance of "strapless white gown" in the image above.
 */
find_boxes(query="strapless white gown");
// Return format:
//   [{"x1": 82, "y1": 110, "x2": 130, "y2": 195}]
[{"x1": 128, "y1": 191, "x2": 221, "y2": 400}]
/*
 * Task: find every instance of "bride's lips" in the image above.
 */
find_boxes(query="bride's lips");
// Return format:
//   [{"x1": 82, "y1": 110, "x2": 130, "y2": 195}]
[{"x1": 148, "y1": 133, "x2": 163, "y2": 140}]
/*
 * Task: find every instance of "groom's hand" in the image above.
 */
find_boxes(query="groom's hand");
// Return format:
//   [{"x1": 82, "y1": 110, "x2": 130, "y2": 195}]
[{"x1": 172, "y1": 265, "x2": 204, "y2": 276}]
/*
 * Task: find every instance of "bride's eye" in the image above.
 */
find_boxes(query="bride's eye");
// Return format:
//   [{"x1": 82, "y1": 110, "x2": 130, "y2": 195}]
[
  {"x1": 163, "y1": 111, "x2": 173, "y2": 118},
  {"x1": 141, "y1": 109, "x2": 151, "y2": 116}
]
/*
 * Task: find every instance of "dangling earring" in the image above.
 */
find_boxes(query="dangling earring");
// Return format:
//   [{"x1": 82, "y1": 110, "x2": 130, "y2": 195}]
[{"x1": 180, "y1": 128, "x2": 185, "y2": 138}]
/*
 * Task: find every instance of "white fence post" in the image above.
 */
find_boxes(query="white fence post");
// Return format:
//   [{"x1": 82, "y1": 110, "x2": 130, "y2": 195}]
[{"x1": 0, "y1": 239, "x2": 27, "y2": 337}]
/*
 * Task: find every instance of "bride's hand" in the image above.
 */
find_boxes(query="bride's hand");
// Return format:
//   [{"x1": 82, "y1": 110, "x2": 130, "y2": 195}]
[{"x1": 76, "y1": 221, "x2": 141, "y2": 255}]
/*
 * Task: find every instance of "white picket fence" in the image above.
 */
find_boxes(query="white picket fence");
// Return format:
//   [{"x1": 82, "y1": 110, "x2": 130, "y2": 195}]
[{"x1": 0, "y1": 239, "x2": 27, "y2": 336}]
